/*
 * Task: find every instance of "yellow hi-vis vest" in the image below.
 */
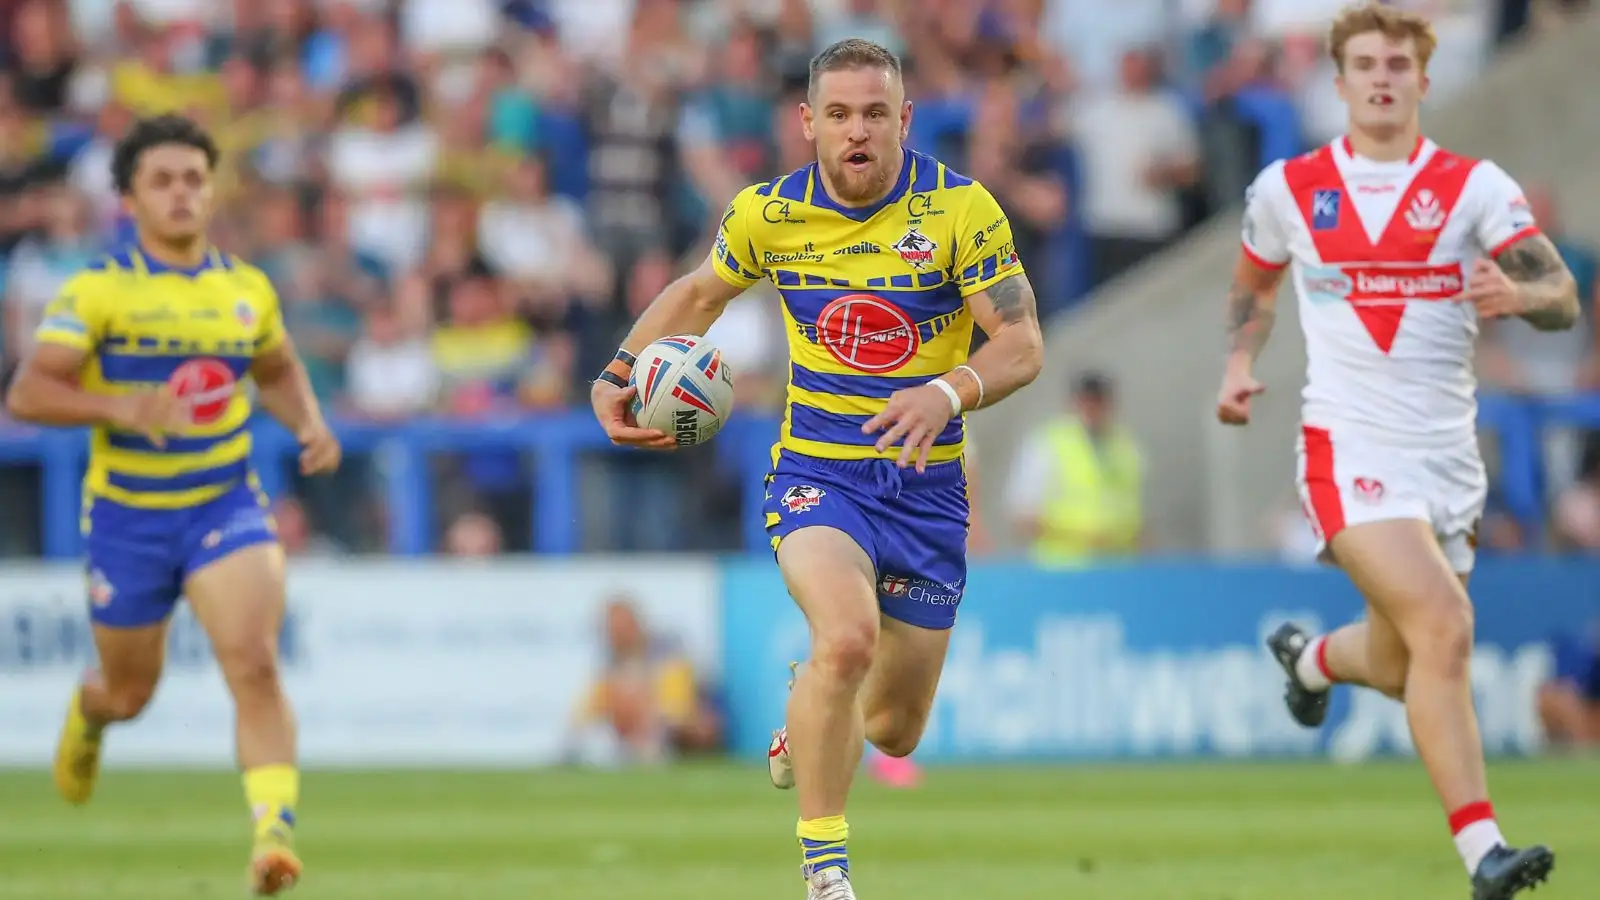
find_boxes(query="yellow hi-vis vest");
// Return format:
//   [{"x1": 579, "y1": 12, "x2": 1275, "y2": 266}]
[{"x1": 1032, "y1": 417, "x2": 1142, "y2": 566}]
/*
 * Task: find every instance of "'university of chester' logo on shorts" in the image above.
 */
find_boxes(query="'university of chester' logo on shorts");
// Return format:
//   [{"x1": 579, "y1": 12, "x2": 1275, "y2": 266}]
[
  {"x1": 816, "y1": 294, "x2": 919, "y2": 373},
  {"x1": 780, "y1": 485, "x2": 825, "y2": 514},
  {"x1": 169, "y1": 358, "x2": 237, "y2": 425}
]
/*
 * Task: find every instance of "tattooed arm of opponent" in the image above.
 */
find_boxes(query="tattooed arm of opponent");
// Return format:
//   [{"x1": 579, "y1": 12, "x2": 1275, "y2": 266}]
[
  {"x1": 1215, "y1": 254, "x2": 1288, "y2": 425},
  {"x1": 1490, "y1": 234, "x2": 1580, "y2": 332}
]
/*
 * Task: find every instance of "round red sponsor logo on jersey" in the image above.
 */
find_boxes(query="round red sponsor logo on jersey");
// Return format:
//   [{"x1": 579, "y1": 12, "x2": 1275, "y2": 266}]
[
  {"x1": 168, "y1": 358, "x2": 237, "y2": 425},
  {"x1": 816, "y1": 294, "x2": 919, "y2": 373}
]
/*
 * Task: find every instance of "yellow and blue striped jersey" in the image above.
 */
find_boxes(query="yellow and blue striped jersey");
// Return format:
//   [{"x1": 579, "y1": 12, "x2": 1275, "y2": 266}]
[
  {"x1": 33, "y1": 247, "x2": 286, "y2": 510},
  {"x1": 711, "y1": 149, "x2": 1025, "y2": 464}
]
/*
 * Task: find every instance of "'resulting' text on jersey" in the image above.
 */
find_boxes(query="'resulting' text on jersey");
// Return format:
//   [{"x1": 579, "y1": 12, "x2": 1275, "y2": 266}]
[
  {"x1": 720, "y1": 148, "x2": 1024, "y2": 631},
  {"x1": 32, "y1": 246, "x2": 285, "y2": 627}
]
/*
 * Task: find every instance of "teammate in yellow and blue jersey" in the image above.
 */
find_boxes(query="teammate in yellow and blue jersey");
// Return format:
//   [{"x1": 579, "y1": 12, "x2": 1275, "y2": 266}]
[
  {"x1": 4, "y1": 115, "x2": 339, "y2": 896},
  {"x1": 590, "y1": 39, "x2": 1045, "y2": 900}
]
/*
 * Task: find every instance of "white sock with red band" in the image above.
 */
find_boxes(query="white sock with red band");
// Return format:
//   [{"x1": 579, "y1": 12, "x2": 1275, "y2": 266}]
[
  {"x1": 1295, "y1": 635, "x2": 1334, "y2": 691},
  {"x1": 1449, "y1": 801, "x2": 1505, "y2": 873}
]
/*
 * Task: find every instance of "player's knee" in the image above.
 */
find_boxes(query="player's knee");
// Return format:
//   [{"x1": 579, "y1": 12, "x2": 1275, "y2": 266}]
[
  {"x1": 214, "y1": 644, "x2": 284, "y2": 699},
  {"x1": 810, "y1": 618, "x2": 879, "y2": 683},
  {"x1": 103, "y1": 682, "x2": 157, "y2": 722},
  {"x1": 865, "y1": 709, "x2": 927, "y2": 758},
  {"x1": 1406, "y1": 603, "x2": 1474, "y2": 679}
]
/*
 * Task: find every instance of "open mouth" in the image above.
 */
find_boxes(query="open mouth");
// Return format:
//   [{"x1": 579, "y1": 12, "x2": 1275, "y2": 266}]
[
  {"x1": 844, "y1": 151, "x2": 871, "y2": 170},
  {"x1": 1370, "y1": 93, "x2": 1395, "y2": 107}
]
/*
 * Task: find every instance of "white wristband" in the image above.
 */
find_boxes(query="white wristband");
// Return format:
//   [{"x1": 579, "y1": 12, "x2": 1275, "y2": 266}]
[
  {"x1": 929, "y1": 378, "x2": 963, "y2": 416},
  {"x1": 953, "y1": 364, "x2": 985, "y2": 409}
]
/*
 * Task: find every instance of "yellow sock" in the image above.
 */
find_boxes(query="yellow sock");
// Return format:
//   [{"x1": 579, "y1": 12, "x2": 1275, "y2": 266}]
[
  {"x1": 243, "y1": 765, "x2": 299, "y2": 840},
  {"x1": 798, "y1": 816, "x2": 849, "y2": 877}
]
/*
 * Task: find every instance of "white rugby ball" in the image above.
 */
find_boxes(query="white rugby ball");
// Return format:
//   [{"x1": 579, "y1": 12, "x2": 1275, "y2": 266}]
[{"x1": 629, "y1": 334, "x2": 736, "y2": 447}]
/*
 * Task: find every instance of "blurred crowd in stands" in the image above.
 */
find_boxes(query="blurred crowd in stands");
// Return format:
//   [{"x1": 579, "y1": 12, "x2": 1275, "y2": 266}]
[{"x1": 0, "y1": 0, "x2": 1591, "y2": 557}]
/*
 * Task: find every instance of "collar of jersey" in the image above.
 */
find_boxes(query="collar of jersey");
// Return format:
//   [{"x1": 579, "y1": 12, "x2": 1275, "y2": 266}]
[
  {"x1": 115, "y1": 244, "x2": 229, "y2": 278},
  {"x1": 807, "y1": 148, "x2": 915, "y2": 223}
]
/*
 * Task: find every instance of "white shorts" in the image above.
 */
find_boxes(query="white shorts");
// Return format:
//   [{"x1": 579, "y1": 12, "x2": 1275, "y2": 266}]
[{"x1": 1295, "y1": 425, "x2": 1487, "y2": 574}]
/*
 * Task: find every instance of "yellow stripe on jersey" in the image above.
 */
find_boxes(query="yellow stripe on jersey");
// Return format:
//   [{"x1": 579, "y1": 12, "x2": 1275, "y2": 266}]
[
  {"x1": 32, "y1": 247, "x2": 287, "y2": 510},
  {"x1": 713, "y1": 149, "x2": 1026, "y2": 463}
]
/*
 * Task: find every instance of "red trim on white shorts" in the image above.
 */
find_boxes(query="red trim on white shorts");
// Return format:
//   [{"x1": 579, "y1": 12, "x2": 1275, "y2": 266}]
[{"x1": 1302, "y1": 426, "x2": 1346, "y2": 542}]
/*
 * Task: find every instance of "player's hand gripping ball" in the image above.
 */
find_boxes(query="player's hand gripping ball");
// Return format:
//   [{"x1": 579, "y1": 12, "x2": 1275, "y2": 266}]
[{"x1": 593, "y1": 335, "x2": 736, "y2": 450}]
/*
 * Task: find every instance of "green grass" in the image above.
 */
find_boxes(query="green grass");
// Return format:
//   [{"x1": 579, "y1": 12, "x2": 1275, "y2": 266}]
[{"x1": 0, "y1": 759, "x2": 1596, "y2": 899}]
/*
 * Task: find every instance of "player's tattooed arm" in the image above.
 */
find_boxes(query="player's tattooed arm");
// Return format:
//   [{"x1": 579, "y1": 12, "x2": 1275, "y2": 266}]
[
  {"x1": 953, "y1": 272, "x2": 1045, "y2": 409},
  {"x1": 1496, "y1": 234, "x2": 1580, "y2": 331},
  {"x1": 1224, "y1": 255, "x2": 1285, "y2": 363}
]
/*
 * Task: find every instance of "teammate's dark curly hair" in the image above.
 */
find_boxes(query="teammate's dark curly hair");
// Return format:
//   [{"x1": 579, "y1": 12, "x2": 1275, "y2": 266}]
[{"x1": 110, "y1": 114, "x2": 220, "y2": 195}]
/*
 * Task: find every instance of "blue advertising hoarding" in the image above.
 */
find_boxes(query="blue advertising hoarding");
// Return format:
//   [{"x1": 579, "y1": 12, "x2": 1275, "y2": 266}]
[{"x1": 719, "y1": 559, "x2": 1600, "y2": 763}]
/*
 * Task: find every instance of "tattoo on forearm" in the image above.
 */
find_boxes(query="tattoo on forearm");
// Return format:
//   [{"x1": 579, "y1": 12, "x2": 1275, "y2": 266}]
[
  {"x1": 988, "y1": 273, "x2": 1037, "y2": 326},
  {"x1": 1226, "y1": 282, "x2": 1275, "y2": 359},
  {"x1": 1497, "y1": 234, "x2": 1580, "y2": 331}
]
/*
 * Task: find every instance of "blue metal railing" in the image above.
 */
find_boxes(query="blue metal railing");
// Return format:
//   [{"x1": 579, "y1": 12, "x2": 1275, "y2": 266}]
[
  {"x1": 1, "y1": 394, "x2": 1597, "y2": 559},
  {"x1": 0, "y1": 412, "x2": 783, "y2": 558}
]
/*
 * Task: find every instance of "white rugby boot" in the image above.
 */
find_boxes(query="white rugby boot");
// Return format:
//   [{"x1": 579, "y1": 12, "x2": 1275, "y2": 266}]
[
  {"x1": 768, "y1": 661, "x2": 801, "y2": 789},
  {"x1": 804, "y1": 866, "x2": 856, "y2": 900}
]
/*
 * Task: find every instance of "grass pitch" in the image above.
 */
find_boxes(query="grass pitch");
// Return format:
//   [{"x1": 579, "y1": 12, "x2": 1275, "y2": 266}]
[{"x1": 0, "y1": 759, "x2": 1595, "y2": 899}]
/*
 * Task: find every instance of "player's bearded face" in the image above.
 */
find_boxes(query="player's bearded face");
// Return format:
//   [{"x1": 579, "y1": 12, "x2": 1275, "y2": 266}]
[
  {"x1": 125, "y1": 144, "x2": 215, "y2": 244},
  {"x1": 802, "y1": 67, "x2": 911, "y2": 204},
  {"x1": 1336, "y1": 32, "x2": 1428, "y2": 135}
]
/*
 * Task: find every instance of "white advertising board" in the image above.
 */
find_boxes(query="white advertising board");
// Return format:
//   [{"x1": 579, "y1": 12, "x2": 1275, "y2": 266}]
[{"x1": 0, "y1": 559, "x2": 720, "y2": 768}]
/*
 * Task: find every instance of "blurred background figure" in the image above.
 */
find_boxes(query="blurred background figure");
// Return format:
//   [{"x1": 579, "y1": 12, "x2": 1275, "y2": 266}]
[
  {"x1": 567, "y1": 596, "x2": 722, "y2": 766},
  {"x1": 1004, "y1": 372, "x2": 1144, "y2": 567},
  {"x1": 1538, "y1": 618, "x2": 1600, "y2": 751}
]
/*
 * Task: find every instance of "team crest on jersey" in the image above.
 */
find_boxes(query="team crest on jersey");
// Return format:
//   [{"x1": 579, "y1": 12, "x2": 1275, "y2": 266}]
[
  {"x1": 234, "y1": 300, "x2": 256, "y2": 327},
  {"x1": 780, "y1": 485, "x2": 825, "y2": 514},
  {"x1": 1404, "y1": 190, "x2": 1445, "y2": 232},
  {"x1": 892, "y1": 228, "x2": 938, "y2": 270}
]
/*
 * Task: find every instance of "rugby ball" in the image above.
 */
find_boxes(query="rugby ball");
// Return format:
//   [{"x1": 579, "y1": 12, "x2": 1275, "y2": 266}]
[{"x1": 629, "y1": 334, "x2": 735, "y2": 447}]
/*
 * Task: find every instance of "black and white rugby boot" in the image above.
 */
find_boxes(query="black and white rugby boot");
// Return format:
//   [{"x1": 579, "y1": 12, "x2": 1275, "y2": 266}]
[
  {"x1": 1471, "y1": 844, "x2": 1554, "y2": 899},
  {"x1": 1265, "y1": 622, "x2": 1330, "y2": 728}
]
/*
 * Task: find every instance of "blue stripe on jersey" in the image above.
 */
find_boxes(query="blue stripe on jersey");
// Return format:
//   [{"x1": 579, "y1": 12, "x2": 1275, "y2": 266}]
[
  {"x1": 778, "y1": 283, "x2": 964, "y2": 325},
  {"x1": 790, "y1": 363, "x2": 933, "y2": 399},
  {"x1": 790, "y1": 402, "x2": 963, "y2": 447},
  {"x1": 105, "y1": 423, "x2": 247, "y2": 454},
  {"x1": 105, "y1": 459, "x2": 249, "y2": 493},
  {"x1": 909, "y1": 153, "x2": 940, "y2": 193},
  {"x1": 98, "y1": 352, "x2": 254, "y2": 384},
  {"x1": 941, "y1": 166, "x2": 973, "y2": 188}
]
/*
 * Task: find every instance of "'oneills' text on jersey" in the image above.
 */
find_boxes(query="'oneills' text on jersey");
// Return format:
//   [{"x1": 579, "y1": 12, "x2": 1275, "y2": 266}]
[
  {"x1": 712, "y1": 149, "x2": 1024, "y2": 463},
  {"x1": 1241, "y1": 137, "x2": 1540, "y2": 448},
  {"x1": 33, "y1": 247, "x2": 285, "y2": 509}
]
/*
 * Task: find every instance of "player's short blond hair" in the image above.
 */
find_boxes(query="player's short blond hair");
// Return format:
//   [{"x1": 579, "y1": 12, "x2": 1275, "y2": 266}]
[{"x1": 1328, "y1": 2, "x2": 1438, "y2": 74}]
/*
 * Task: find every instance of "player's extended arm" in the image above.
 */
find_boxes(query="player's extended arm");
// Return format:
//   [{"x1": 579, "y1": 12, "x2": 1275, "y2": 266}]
[
  {"x1": 1495, "y1": 234, "x2": 1580, "y2": 332},
  {"x1": 1225, "y1": 254, "x2": 1286, "y2": 367},
  {"x1": 1215, "y1": 254, "x2": 1287, "y2": 425},
  {"x1": 251, "y1": 337, "x2": 328, "y2": 436},
  {"x1": 5, "y1": 343, "x2": 123, "y2": 426},
  {"x1": 597, "y1": 255, "x2": 749, "y2": 383},
  {"x1": 942, "y1": 272, "x2": 1045, "y2": 410}
]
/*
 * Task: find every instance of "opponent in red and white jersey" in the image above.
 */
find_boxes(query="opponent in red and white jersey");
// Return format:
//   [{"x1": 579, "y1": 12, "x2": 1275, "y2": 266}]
[
  {"x1": 1241, "y1": 134, "x2": 1538, "y2": 449},
  {"x1": 1213, "y1": 6, "x2": 1578, "y2": 900}
]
